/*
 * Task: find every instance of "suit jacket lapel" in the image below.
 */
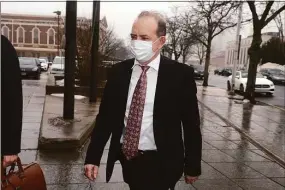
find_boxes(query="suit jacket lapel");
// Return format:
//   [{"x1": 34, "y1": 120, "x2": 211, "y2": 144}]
[
  {"x1": 153, "y1": 56, "x2": 170, "y2": 121},
  {"x1": 118, "y1": 59, "x2": 134, "y2": 122}
]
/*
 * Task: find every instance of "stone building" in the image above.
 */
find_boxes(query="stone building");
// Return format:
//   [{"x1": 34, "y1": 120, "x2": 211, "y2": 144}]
[
  {"x1": 1, "y1": 13, "x2": 108, "y2": 61},
  {"x1": 224, "y1": 32, "x2": 279, "y2": 70}
]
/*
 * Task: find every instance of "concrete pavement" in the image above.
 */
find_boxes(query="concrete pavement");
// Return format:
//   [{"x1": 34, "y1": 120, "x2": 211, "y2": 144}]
[
  {"x1": 196, "y1": 86, "x2": 285, "y2": 167},
  {"x1": 18, "y1": 73, "x2": 285, "y2": 189}
]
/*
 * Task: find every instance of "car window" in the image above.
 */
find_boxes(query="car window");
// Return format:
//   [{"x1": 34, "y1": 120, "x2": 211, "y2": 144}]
[
  {"x1": 53, "y1": 57, "x2": 65, "y2": 65},
  {"x1": 19, "y1": 58, "x2": 37, "y2": 66},
  {"x1": 39, "y1": 59, "x2": 46, "y2": 63},
  {"x1": 193, "y1": 65, "x2": 204, "y2": 70},
  {"x1": 268, "y1": 69, "x2": 282, "y2": 74},
  {"x1": 240, "y1": 72, "x2": 264, "y2": 78}
]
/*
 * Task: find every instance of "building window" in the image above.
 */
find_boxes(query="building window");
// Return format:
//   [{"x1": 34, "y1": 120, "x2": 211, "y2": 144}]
[
  {"x1": 17, "y1": 27, "x2": 25, "y2": 43},
  {"x1": 32, "y1": 27, "x2": 40, "y2": 44},
  {"x1": 1, "y1": 26, "x2": 9, "y2": 39},
  {"x1": 47, "y1": 28, "x2": 55, "y2": 45}
]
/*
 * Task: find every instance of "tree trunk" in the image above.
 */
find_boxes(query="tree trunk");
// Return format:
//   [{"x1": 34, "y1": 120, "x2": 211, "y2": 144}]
[
  {"x1": 199, "y1": 59, "x2": 203, "y2": 65},
  {"x1": 244, "y1": 30, "x2": 262, "y2": 104},
  {"x1": 203, "y1": 43, "x2": 211, "y2": 87},
  {"x1": 182, "y1": 54, "x2": 186, "y2": 64},
  {"x1": 174, "y1": 53, "x2": 179, "y2": 61}
]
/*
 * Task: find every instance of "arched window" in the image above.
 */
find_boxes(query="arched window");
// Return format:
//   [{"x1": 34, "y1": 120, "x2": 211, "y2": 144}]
[
  {"x1": 47, "y1": 28, "x2": 55, "y2": 45},
  {"x1": 32, "y1": 27, "x2": 40, "y2": 44},
  {"x1": 1, "y1": 26, "x2": 9, "y2": 39},
  {"x1": 17, "y1": 27, "x2": 25, "y2": 43}
]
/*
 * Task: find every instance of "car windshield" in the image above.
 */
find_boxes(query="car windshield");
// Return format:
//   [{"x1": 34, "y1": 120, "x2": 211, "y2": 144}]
[
  {"x1": 241, "y1": 72, "x2": 264, "y2": 78},
  {"x1": 39, "y1": 59, "x2": 46, "y2": 63},
  {"x1": 19, "y1": 58, "x2": 36, "y2": 66},
  {"x1": 53, "y1": 57, "x2": 65, "y2": 65},
  {"x1": 192, "y1": 65, "x2": 204, "y2": 71},
  {"x1": 271, "y1": 69, "x2": 284, "y2": 75}
]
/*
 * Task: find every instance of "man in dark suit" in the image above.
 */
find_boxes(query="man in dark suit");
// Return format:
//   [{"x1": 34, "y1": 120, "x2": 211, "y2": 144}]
[
  {"x1": 84, "y1": 11, "x2": 202, "y2": 190},
  {"x1": 1, "y1": 35, "x2": 23, "y2": 167}
]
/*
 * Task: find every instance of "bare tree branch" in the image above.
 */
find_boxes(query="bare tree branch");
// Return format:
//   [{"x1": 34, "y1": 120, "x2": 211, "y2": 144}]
[
  {"x1": 247, "y1": 1, "x2": 259, "y2": 23},
  {"x1": 260, "y1": 1, "x2": 274, "y2": 23},
  {"x1": 263, "y1": 4, "x2": 285, "y2": 28}
]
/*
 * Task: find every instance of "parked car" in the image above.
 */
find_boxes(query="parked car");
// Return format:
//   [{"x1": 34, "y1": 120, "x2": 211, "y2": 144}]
[
  {"x1": 40, "y1": 56, "x2": 52, "y2": 67},
  {"x1": 50, "y1": 56, "x2": 65, "y2": 77},
  {"x1": 214, "y1": 68, "x2": 223, "y2": 75},
  {"x1": 50, "y1": 56, "x2": 79, "y2": 80},
  {"x1": 190, "y1": 64, "x2": 204, "y2": 79},
  {"x1": 259, "y1": 68, "x2": 285, "y2": 85},
  {"x1": 227, "y1": 71, "x2": 275, "y2": 96},
  {"x1": 220, "y1": 68, "x2": 232, "y2": 76},
  {"x1": 39, "y1": 58, "x2": 49, "y2": 71},
  {"x1": 19, "y1": 57, "x2": 41, "y2": 80}
]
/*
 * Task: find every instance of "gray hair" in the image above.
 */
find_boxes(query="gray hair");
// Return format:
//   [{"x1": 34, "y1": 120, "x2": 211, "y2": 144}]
[{"x1": 138, "y1": 11, "x2": 166, "y2": 37}]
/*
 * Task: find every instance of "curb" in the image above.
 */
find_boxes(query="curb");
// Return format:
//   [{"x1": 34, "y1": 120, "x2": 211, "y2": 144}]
[
  {"x1": 198, "y1": 100, "x2": 285, "y2": 168},
  {"x1": 201, "y1": 84, "x2": 285, "y2": 111},
  {"x1": 257, "y1": 101, "x2": 285, "y2": 111}
]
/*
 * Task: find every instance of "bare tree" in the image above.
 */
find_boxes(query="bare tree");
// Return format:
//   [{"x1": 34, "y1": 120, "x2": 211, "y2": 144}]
[
  {"x1": 271, "y1": 6, "x2": 284, "y2": 41},
  {"x1": 180, "y1": 32, "x2": 197, "y2": 64},
  {"x1": 75, "y1": 19, "x2": 128, "y2": 86},
  {"x1": 166, "y1": 12, "x2": 184, "y2": 61},
  {"x1": 183, "y1": 1, "x2": 240, "y2": 86},
  {"x1": 194, "y1": 43, "x2": 206, "y2": 65},
  {"x1": 245, "y1": 1, "x2": 285, "y2": 103},
  {"x1": 166, "y1": 8, "x2": 198, "y2": 62},
  {"x1": 76, "y1": 19, "x2": 93, "y2": 86},
  {"x1": 99, "y1": 27, "x2": 126, "y2": 59}
]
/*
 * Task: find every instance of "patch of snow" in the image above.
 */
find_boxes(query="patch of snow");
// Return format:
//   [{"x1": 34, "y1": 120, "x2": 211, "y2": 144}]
[
  {"x1": 51, "y1": 93, "x2": 87, "y2": 100},
  {"x1": 56, "y1": 79, "x2": 79, "y2": 87}
]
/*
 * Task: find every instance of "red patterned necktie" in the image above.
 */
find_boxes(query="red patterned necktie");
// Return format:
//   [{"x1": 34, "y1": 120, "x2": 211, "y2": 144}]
[{"x1": 122, "y1": 65, "x2": 150, "y2": 160}]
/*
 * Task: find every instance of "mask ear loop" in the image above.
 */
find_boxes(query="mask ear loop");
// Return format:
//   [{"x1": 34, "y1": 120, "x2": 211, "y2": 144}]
[{"x1": 153, "y1": 36, "x2": 165, "y2": 53}]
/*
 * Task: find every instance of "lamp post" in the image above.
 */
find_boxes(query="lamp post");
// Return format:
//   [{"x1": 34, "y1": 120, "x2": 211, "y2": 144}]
[
  {"x1": 53, "y1": 11, "x2": 61, "y2": 56},
  {"x1": 229, "y1": 2, "x2": 243, "y2": 95},
  {"x1": 63, "y1": 2, "x2": 77, "y2": 119},
  {"x1": 89, "y1": 0, "x2": 100, "y2": 103}
]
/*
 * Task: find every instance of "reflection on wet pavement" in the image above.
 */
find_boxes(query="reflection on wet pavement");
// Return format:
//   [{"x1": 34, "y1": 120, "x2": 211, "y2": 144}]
[
  {"x1": 197, "y1": 86, "x2": 285, "y2": 163},
  {"x1": 19, "y1": 76, "x2": 285, "y2": 189}
]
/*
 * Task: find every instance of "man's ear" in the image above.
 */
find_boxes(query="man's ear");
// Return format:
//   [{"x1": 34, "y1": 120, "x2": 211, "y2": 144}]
[{"x1": 160, "y1": 36, "x2": 166, "y2": 48}]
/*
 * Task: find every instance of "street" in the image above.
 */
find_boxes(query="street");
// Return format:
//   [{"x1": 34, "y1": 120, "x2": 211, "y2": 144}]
[{"x1": 199, "y1": 74, "x2": 285, "y2": 108}]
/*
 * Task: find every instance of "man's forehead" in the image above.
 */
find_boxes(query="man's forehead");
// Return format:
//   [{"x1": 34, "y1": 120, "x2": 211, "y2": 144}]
[
  {"x1": 132, "y1": 16, "x2": 158, "y2": 34},
  {"x1": 133, "y1": 16, "x2": 157, "y2": 28}
]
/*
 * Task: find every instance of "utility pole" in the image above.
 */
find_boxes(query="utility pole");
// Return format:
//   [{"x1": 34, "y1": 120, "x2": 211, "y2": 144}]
[
  {"x1": 53, "y1": 10, "x2": 61, "y2": 56},
  {"x1": 230, "y1": 2, "x2": 243, "y2": 95},
  {"x1": 89, "y1": 0, "x2": 100, "y2": 103},
  {"x1": 63, "y1": 1, "x2": 77, "y2": 119}
]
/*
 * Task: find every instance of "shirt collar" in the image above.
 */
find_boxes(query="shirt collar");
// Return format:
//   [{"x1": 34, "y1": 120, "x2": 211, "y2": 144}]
[{"x1": 132, "y1": 54, "x2": 161, "y2": 71}]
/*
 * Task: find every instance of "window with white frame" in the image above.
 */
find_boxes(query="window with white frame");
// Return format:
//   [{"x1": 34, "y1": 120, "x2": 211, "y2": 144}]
[
  {"x1": 32, "y1": 27, "x2": 40, "y2": 44},
  {"x1": 17, "y1": 27, "x2": 25, "y2": 43},
  {"x1": 1, "y1": 26, "x2": 9, "y2": 39},
  {"x1": 47, "y1": 28, "x2": 55, "y2": 45}
]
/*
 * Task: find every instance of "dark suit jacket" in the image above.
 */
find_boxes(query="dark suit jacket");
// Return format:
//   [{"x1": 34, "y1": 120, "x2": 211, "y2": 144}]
[
  {"x1": 1, "y1": 35, "x2": 23, "y2": 155},
  {"x1": 85, "y1": 56, "x2": 202, "y2": 183}
]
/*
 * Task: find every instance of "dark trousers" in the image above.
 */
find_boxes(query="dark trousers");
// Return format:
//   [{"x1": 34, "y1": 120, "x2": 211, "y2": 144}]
[{"x1": 119, "y1": 150, "x2": 176, "y2": 190}]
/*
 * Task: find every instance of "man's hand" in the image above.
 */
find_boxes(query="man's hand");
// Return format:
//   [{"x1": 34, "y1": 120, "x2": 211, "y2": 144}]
[
  {"x1": 84, "y1": 164, "x2": 99, "y2": 181},
  {"x1": 2, "y1": 155, "x2": 18, "y2": 168},
  {"x1": 185, "y1": 175, "x2": 199, "y2": 184}
]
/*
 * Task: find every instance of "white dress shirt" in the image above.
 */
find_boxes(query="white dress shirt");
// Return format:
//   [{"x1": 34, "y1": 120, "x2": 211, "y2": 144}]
[{"x1": 120, "y1": 54, "x2": 160, "y2": 150}]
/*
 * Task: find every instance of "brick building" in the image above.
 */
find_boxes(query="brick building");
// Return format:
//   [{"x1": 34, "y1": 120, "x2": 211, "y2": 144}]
[{"x1": 1, "y1": 13, "x2": 108, "y2": 61}]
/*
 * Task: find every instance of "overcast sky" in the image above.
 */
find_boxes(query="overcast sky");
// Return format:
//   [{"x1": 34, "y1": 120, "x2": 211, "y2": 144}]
[
  {"x1": 1, "y1": 1, "x2": 188, "y2": 40},
  {"x1": 1, "y1": 1, "x2": 282, "y2": 54}
]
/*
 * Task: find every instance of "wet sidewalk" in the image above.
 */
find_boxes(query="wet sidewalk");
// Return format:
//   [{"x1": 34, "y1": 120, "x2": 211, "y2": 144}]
[
  {"x1": 19, "y1": 76, "x2": 285, "y2": 189},
  {"x1": 196, "y1": 86, "x2": 285, "y2": 166},
  {"x1": 36, "y1": 105, "x2": 285, "y2": 189},
  {"x1": 19, "y1": 75, "x2": 47, "y2": 165}
]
